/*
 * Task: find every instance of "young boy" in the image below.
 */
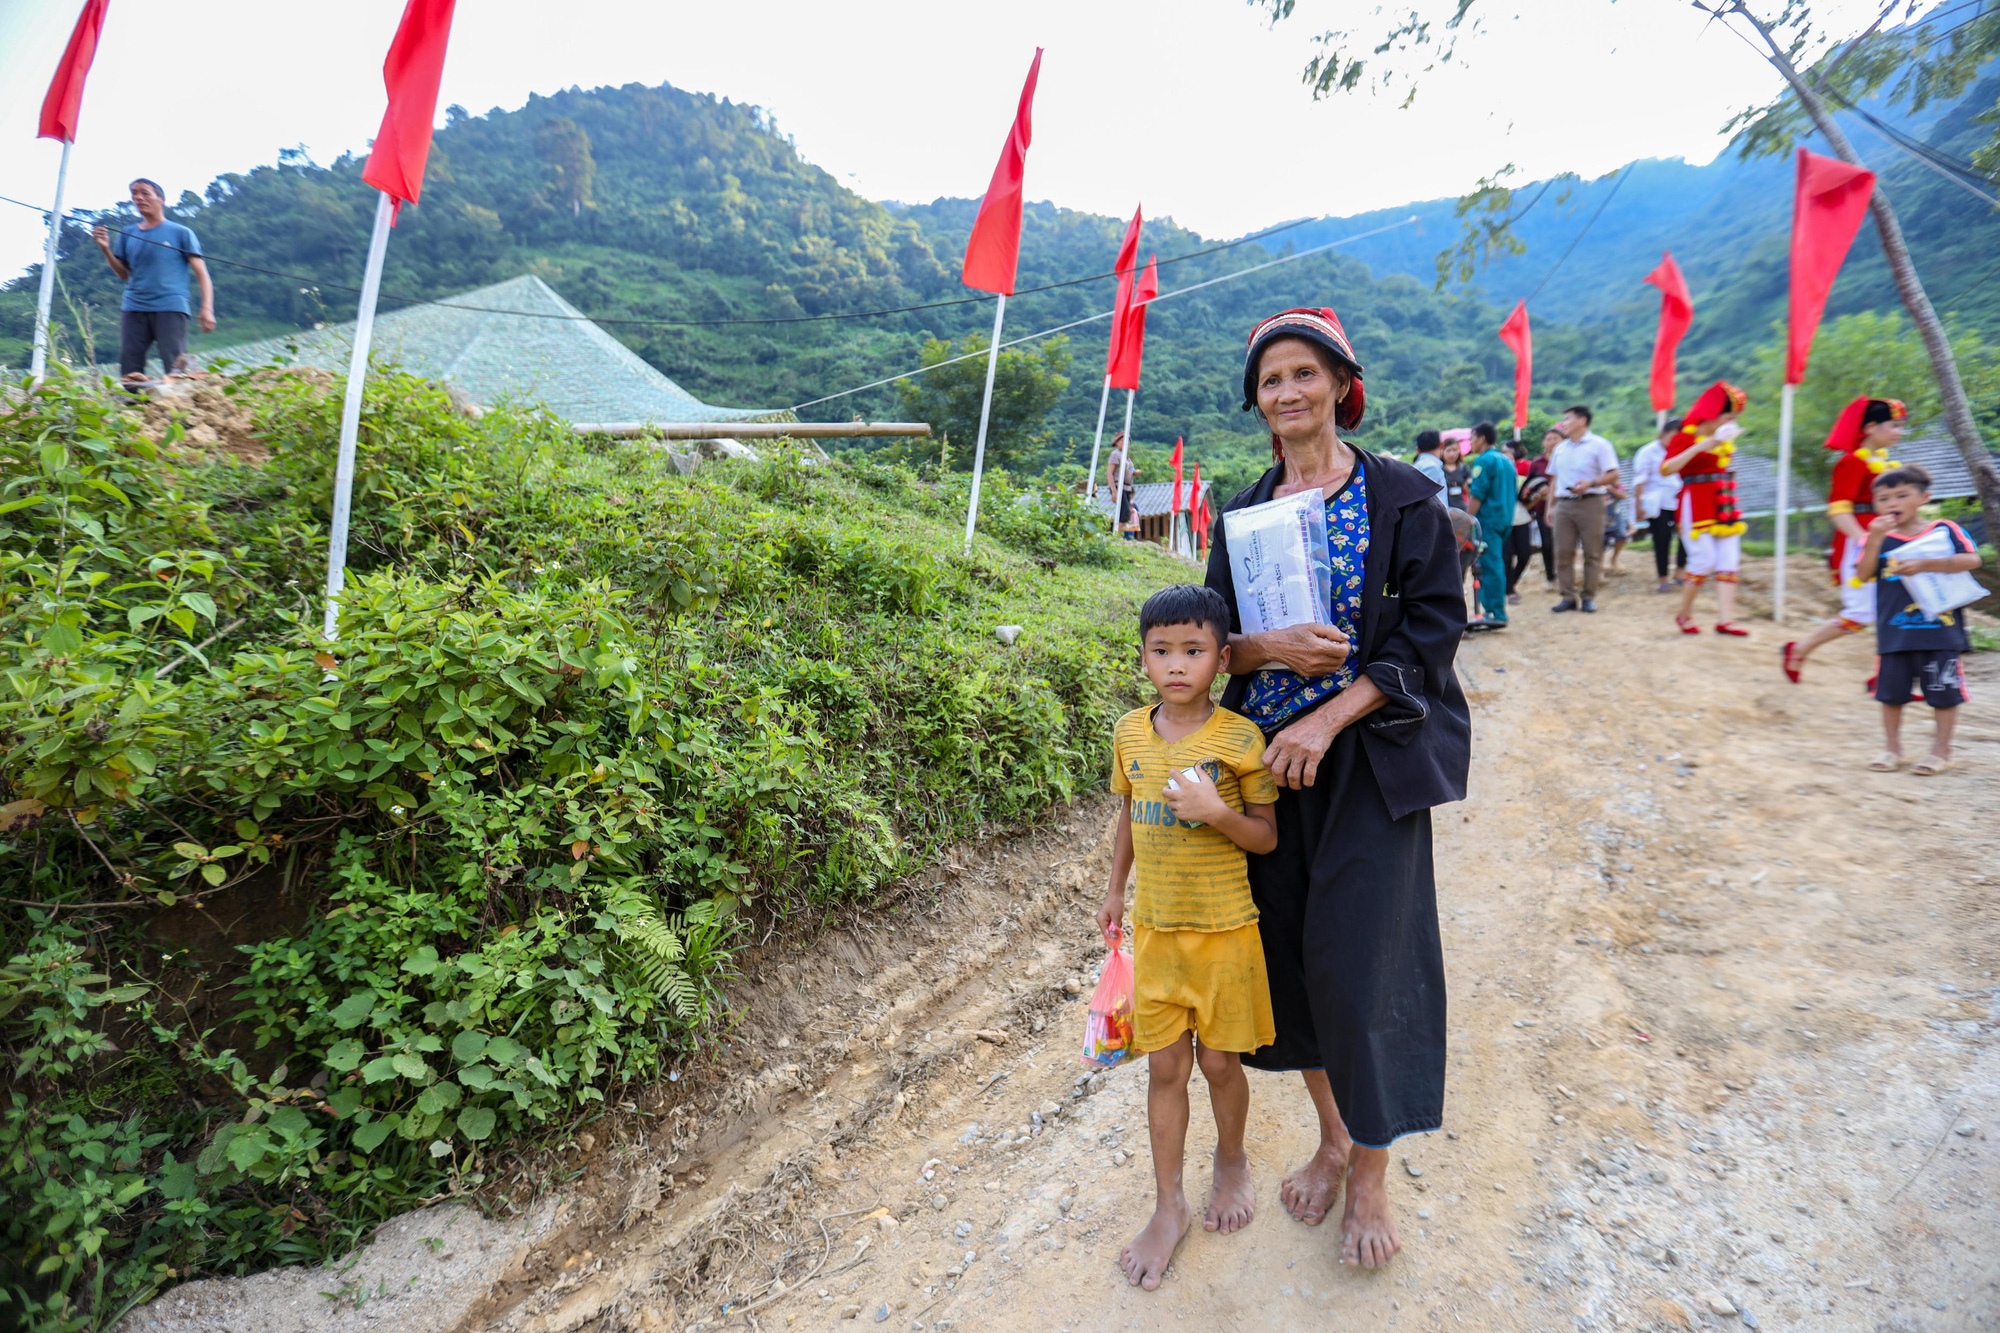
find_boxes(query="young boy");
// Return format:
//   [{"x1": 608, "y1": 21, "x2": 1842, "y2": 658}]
[
  {"x1": 1857, "y1": 465, "x2": 1984, "y2": 776},
  {"x1": 1095, "y1": 585, "x2": 1279, "y2": 1291}
]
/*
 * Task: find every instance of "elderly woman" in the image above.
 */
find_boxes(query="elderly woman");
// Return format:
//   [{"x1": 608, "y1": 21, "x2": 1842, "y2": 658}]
[{"x1": 1202, "y1": 308, "x2": 1470, "y2": 1268}]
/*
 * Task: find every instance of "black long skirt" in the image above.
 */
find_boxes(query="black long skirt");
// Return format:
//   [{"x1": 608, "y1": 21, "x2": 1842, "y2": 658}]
[{"x1": 1241, "y1": 723, "x2": 1447, "y2": 1147}]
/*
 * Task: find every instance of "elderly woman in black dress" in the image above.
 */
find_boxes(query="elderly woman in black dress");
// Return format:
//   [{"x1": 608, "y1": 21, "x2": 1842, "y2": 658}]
[{"x1": 1203, "y1": 308, "x2": 1470, "y2": 1268}]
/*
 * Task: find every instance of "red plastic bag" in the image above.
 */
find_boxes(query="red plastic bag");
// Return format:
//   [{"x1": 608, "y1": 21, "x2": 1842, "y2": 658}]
[{"x1": 1080, "y1": 929, "x2": 1136, "y2": 1068}]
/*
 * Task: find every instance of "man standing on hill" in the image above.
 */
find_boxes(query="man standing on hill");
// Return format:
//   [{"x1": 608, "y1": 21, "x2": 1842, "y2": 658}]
[
  {"x1": 92, "y1": 178, "x2": 214, "y2": 381},
  {"x1": 1462, "y1": 421, "x2": 1517, "y2": 630},
  {"x1": 1547, "y1": 405, "x2": 1619, "y2": 613}
]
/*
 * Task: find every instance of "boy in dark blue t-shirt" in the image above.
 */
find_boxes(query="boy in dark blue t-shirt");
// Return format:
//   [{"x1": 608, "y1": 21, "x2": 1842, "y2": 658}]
[{"x1": 1857, "y1": 465, "x2": 1984, "y2": 776}]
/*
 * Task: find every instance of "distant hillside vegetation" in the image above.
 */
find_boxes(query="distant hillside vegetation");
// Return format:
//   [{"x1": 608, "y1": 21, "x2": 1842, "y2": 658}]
[{"x1": 7, "y1": 70, "x2": 1997, "y2": 495}]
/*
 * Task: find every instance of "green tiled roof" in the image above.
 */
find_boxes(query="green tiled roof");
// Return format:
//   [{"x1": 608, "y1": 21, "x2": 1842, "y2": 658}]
[{"x1": 211, "y1": 275, "x2": 783, "y2": 424}]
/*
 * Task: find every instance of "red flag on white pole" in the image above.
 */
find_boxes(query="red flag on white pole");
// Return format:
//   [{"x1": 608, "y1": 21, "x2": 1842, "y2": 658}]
[
  {"x1": 363, "y1": 0, "x2": 460, "y2": 222},
  {"x1": 1497, "y1": 301, "x2": 1532, "y2": 439},
  {"x1": 38, "y1": 0, "x2": 109, "y2": 143},
  {"x1": 961, "y1": 50, "x2": 1043, "y2": 295}
]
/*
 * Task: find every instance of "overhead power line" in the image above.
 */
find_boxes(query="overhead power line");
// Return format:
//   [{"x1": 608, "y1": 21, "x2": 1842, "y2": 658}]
[{"x1": 787, "y1": 215, "x2": 1423, "y2": 412}]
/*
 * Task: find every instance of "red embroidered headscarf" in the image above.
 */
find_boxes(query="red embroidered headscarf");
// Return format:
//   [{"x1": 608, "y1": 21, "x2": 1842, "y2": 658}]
[{"x1": 1823, "y1": 396, "x2": 1907, "y2": 452}]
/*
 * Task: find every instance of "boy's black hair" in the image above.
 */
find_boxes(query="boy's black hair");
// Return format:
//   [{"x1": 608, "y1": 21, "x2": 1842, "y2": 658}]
[
  {"x1": 1139, "y1": 584, "x2": 1232, "y2": 648},
  {"x1": 1873, "y1": 463, "x2": 1933, "y2": 493},
  {"x1": 1564, "y1": 404, "x2": 1593, "y2": 424},
  {"x1": 1472, "y1": 421, "x2": 1498, "y2": 445},
  {"x1": 1415, "y1": 428, "x2": 1442, "y2": 454}
]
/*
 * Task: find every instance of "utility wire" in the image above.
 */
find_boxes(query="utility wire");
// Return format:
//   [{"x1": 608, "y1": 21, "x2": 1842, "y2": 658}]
[
  {"x1": 1841, "y1": 111, "x2": 2000, "y2": 205},
  {"x1": 1521, "y1": 165, "x2": 1631, "y2": 306},
  {"x1": 788, "y1": 215, "x2": 1422, "y2": 411},
  {"x1": 0, "y1": 189, "x2": 1323, "y2": 330}
]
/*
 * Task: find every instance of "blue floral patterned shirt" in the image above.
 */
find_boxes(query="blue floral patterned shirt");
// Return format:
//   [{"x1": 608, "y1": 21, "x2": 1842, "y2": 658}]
[{"x1": 1241, "y1": 458, "x2": 1370, "y2": 731}]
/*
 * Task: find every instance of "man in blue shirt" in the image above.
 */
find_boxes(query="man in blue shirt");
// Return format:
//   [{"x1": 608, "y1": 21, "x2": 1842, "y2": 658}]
[{"x1": 91, "y1": 178, "x2": 214, "y2": 380}]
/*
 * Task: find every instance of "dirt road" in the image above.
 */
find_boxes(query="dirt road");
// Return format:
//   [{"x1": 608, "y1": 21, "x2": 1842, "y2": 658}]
[{"x1": 127, "y1": 559, "x2": 2000, "y2": 1333}]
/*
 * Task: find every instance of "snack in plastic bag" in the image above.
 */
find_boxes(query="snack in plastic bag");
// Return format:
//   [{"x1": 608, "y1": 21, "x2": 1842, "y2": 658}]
[{"x1": 1081, "y1": 930, "x2": 1137, "y2": 1068}]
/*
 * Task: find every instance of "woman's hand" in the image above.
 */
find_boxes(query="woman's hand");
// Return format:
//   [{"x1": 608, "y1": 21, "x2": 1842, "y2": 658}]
[
  {"x1": 1265, "y1": 705, "x2": 1344, "y2": 790},
  {"x1": 1234, "y1": 623, "x2": 1351, "y2": 676}
]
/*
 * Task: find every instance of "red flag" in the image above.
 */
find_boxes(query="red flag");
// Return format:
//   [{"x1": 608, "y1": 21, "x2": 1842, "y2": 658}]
[
  {"x1": 1642, "y1": 251, "x2": 1692, "y2": 414},
  {"x1": 1108, "y1": 254, "x2": 1159, "y2": 390},
  {"x1": 38, "y1": 0, "x2": 110, "y2": 143},
  {"x1": 1105, "y1": 205, "x2": 1143, "y2": 374},
  {"x1": 1497, "y1": 300, "x2": 1532, "y2": 434},
  {"x1": 961, "y1": 49, "x2": 1043, "y2": 295},
  {"x1": 362, "y1": 0, "x2": 459, "y2": 222},
  {"x1": 1191, "y1": 461, "x2": 1207, "y2": 553},
  {"x1": 1787, "y1": 148, "x2": 1876, "y2": 385},
  {"x1": 1169, "y1": 437, "x2": 1185, "y2": 512}
]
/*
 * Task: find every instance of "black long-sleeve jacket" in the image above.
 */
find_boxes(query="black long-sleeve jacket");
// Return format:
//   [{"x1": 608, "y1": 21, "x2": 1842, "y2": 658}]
[{"x1": 1203, "y1": 450, "x2": 1471, "y2": 821}]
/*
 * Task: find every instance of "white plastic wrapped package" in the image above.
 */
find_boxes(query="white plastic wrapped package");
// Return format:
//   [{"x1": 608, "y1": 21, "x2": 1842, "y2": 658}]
[
  {"x1": 1224, "y1": 490, "x2": 1333, "y2": 648},
  {"x1": 1884, "y1": 526, "x2": 1988, "y2": 620}
]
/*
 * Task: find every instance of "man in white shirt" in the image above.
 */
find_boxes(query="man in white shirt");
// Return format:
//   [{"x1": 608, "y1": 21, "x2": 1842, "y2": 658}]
[
  {"x1": 1629, "y1": 421, "x2": 1686, "y2": 593},
  {"x1": 1547, "y1": 405, "x2": 1620, "y2": 613}
]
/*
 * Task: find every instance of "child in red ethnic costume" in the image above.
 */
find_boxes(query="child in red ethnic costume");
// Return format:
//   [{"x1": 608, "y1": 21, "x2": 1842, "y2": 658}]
[
  {"x1": 1781, "y1": 396, "x2": 1907, "y2": 682},
  {"x1": 1660, "y1": 381, "x2": 1749, "y2": 635}
]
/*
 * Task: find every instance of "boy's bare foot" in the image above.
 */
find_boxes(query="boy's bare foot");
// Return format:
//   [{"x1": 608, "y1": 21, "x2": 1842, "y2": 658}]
[
  {"x1": 1203, "y1": 1149, "x2": 1256, "y2": 1234},
  {"x1": 1279, "y1": 1141, "x2": 1348, "y2": 1225},
  {"x1": 1120, "y1": 1193, "x2": 1192, "y2": 1290},
  {"x1": 1340, "y1": 1147, "x2": 1401, "y2": 1268}
]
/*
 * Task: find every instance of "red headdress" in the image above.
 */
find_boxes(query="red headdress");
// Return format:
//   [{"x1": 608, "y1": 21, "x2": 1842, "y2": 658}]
[
  {"x1": 1242, "y1": 308, "x2": 1366, "y2": 430},
  {"x1": 1679, "y1": 381, "x2": 1746, "y2": 431},
  {"x1": 1822, "y1": 396, "x2": 1907, "y2": 452}
]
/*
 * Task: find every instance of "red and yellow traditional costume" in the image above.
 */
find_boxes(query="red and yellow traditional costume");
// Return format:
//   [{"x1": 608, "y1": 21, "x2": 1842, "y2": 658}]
[
  {"x1": 1667, "y1": 380, "x2": 1748, "y2": 582},
  {"x1": 1824, "y1": 396, "x2": 1906, "y2": 628}
]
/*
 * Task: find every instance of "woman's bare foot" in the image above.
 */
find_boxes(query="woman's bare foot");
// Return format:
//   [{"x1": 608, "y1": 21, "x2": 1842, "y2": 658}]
[
  {"x1": 1279, "y1": 1140, "x2": 1348, "y2": 1225},
  {"x1": 1340, "y1": 1146, "x2": 1401, "y2": 1268},
  {"x1": 1120, "y1": 1193, "x2": 1192, "y2": 1289},
  {"x1": 1203, "y1": 1149, "x2": 1256, "y2": 1233}
]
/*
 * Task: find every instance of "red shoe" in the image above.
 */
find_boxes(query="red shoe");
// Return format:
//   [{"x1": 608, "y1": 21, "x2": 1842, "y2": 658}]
[
  {"x1": 1781, "y1": 641, "x2": 1802, "y2": 681},
  {"x1": 1715, "y1": 622, "x2": 1750, "y2": 637},
  {"x1": 1675, "y1": 614, "x2": 1701, "y2": 635}
]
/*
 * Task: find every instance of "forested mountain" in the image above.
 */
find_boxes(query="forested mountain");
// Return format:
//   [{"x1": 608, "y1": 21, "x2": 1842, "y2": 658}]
[{"x1": 5, "y1": 68, "x2": 1996, "y2": 499}]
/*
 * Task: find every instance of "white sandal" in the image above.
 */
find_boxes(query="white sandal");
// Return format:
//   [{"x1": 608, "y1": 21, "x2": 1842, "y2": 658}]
[{"x1": 1868, "y1": 751, "x2": 1904, "y2": 772}]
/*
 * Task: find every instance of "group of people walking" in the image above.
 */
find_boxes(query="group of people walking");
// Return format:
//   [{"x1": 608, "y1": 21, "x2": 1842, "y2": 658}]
[{"x1": 1407, "y1": 384, "x2": 1759, "y2": 634}]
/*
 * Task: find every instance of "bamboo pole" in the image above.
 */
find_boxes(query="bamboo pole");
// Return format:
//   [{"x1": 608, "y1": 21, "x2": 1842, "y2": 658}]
[
  {"x1": 322, "y1": 191, "x2": 394, "y2": 643},
  {"x1": 1110, "y1": 390, "x2": 1136, "y2": 536},
  {"x1": 29, "y1": 141, "x2": 71, "y2": 385},
  {"x1": 1083, "y1": 374, "x2": 1112, "y2": 500},
  {"x1": 1773, "y1": 383, "x2": 1795, "y2": 625},
  {"x1": 962, "y1": 295, "x2": 1009, "y2": 555}
]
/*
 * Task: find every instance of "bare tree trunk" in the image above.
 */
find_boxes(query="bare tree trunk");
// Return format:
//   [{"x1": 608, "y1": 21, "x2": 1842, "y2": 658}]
[{"x1": 1730, "y1": 2, "x2": 2000, "y2": 543}]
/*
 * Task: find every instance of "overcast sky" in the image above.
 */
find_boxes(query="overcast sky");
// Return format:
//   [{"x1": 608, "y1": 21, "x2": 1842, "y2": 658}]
[{"x1": 0, "y1": 0, "x2": 1898, "y2": 278}]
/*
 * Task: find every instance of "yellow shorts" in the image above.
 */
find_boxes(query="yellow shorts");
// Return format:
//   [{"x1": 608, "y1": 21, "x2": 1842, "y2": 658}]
[{"x1": 1132, "y1": 921, "x2": 1277, "y2": 1055}]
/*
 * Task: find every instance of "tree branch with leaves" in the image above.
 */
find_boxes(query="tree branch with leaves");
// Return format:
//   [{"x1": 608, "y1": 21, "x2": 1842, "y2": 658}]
[{"x1": 1254, "y1": 0, "x2": 2000, "y2": 540}]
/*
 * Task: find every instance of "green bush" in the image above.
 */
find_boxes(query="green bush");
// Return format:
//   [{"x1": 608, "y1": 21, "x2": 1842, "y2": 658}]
[{"x1": 1, "y1": 365, "x2": 1174, "y2": 1328}]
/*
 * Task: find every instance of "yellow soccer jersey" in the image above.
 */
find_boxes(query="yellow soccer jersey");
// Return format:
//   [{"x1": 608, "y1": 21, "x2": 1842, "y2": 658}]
[{"x1": 1110, "y1": 705, "x2": 1279, "y2": 932}]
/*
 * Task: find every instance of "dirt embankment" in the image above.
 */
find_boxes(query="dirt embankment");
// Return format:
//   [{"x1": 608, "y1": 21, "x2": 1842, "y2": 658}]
[{"x1": 123, "y1": 557, "x2": 2000, "y2": 1333}]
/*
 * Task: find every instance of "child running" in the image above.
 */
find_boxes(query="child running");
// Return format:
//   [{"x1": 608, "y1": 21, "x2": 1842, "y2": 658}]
[
  {"x1": 1857, "y1": 465, "x2": 1983, "y2": 776},
  {"x1": 1096, "y1": 585, "x2": 1279, "y2": 1291}
]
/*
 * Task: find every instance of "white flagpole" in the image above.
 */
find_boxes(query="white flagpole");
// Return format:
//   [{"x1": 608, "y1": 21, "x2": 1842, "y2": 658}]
[
  {"x1": 1111, "y1": 389, "x2": 1135, "y2": 538},
  {"x1": 1773, "y1": 382, "x2": 1795, "y2": 626},
  {"x1": 29, "y1": 140, "x2": 72, "y2": 385},
  {"x1": 322, "y1": 190, "x2": 396, "y2": 641},
  {"x1": 1083, "y1": 373, "x2": 1112, "y2": 505},
  {"x1": 1655, "y1": 408, "x2": 1668, "y2": 434},
  {"x1": 961, "y1": 294, "x2": 1009, "y2": 555}
]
